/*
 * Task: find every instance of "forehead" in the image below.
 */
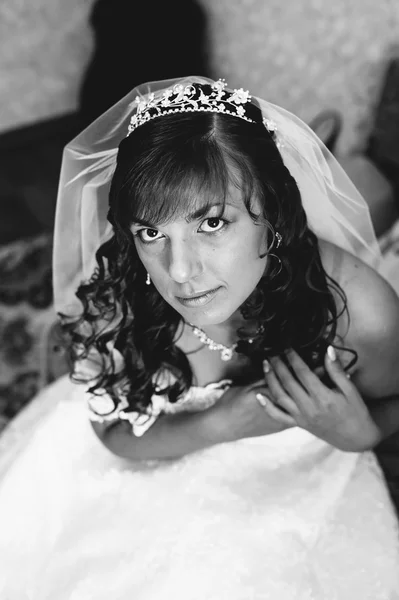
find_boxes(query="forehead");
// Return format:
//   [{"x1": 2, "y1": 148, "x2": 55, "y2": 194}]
[
  {"x1": 178, "y1": 171, "x2": 260, "y2": 219},
  {"x1": 131, "y1": 186, "x2": 249, "y2": 229},
  {"x1": 126, "y1": 152, "x2": 261, "y2": 229}
]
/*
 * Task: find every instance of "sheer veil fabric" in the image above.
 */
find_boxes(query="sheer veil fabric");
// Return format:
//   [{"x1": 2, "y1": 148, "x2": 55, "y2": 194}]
[{"x1": 53, "y1": 75, "x2": 382, "y2": 318}]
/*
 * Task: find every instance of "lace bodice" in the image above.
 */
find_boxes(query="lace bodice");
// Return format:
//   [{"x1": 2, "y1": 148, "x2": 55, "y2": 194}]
[{"x1": 87, "y1": 369, "x2": 232, "y2": 437}]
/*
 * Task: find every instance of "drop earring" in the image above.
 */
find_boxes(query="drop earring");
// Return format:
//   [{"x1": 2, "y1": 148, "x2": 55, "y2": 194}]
[{"x1": 146, "y1": 272, "x2": 151, "y2": 286}]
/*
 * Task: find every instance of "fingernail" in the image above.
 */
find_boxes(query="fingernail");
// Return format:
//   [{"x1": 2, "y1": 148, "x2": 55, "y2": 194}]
[
  {"x1": 256, "y1": 393, "x2": 268, "y2": 407},
  {"x1": 263, "y1": 359, "x2": 270, "y2": 373},
  {"x1": 327, "y1": 345, "x2": 336, "y2": 361}
]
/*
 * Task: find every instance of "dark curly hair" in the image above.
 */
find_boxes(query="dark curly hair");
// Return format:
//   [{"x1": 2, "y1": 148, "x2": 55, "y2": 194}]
[{"x1": 59, "y1": 88, "x2": 356, "y2": 417}]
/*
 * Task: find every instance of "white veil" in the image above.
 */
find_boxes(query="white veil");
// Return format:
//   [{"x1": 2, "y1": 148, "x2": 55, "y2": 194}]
[{"x1": 53, "y1": 75, "x2": 382, "y2": 318}]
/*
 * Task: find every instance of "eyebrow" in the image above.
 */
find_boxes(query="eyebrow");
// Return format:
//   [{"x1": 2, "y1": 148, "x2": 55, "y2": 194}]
[{"x1": 131, "y1": 202, "x2": 227, "y2": 228}]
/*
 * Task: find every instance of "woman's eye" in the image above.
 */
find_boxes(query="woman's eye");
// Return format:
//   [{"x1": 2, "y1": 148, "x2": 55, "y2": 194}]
[
  {"x1": 200, "y1": 218, "x2": 227, "y2": 233},
  {"x1": 137, "y1": 228, "x2": 162, "y2": 243},
  {"x1": 134, "y1": 218, "x2": 228, "y2": 243}
]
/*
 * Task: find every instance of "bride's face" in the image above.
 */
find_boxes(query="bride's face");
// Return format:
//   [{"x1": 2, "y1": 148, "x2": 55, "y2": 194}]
[{"x1": 131, "y1": 183, "x2": 269, "y2": 327}]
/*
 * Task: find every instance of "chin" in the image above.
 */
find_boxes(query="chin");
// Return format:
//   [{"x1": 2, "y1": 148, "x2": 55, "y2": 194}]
[{"x1": 183, "y1": 304, "x2": 238, "y2": 327}]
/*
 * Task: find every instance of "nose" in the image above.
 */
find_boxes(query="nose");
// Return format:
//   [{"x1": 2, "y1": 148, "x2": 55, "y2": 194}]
[{"x1": 167, "y1": 238, "x2": 203, "y2": 283}]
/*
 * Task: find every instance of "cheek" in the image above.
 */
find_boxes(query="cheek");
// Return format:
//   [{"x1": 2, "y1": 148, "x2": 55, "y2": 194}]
[
  {"x1": 208, "y1": 244, "x2": 259, "y2": 294},
  {"x1": 134, "y1": 243, "x2": 161, "y2": 272},
  {"x1": 224, "y1": 225, "x2": 266, "y2": 264}
]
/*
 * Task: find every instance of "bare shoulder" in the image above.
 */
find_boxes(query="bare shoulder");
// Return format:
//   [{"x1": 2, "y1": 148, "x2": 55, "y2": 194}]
[
  {"x1": 318, "y1": 239, "x2": 399, "y2": 398},
  {"x1": 317, "y1": 239, "x2": 398, "y2": 334}
]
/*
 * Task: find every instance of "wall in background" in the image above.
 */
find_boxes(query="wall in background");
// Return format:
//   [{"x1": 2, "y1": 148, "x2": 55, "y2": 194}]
[
  {"x1": 202, "y1": 0, "x2": 399, "y2": 153},
  {"x1": 0, "y1": 0, "x2": 93, "y2": 133},
  {"x1": 1, "y1": 0, "x2": 399, "y2": 153}
]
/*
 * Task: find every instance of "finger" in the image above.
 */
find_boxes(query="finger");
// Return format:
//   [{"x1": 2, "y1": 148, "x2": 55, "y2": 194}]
[
  {"x1": 314, "y1": 365, "x2": 326, "y2": 380},
  {"x1": 284, "y1": 350, "x2": 324, "y2": 396},
  {"x1": 263, "y1": 360, "x2": 302, "y2": 416},
  {"x1": 324, "y1": 346, "x2": 354, "y2": 395},
  {"x1": 268, "y1": 356, "x2": 311, "y2": 400},
  {"x1": 255, "y1": 393, "x2": 296, "y2": 426},
  {"x1": 250, "y1": 377, "x2": 269, "y2": 389}
]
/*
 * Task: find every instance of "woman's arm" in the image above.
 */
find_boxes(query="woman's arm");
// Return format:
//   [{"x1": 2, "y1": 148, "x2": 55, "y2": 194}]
[
  {"x1": 335, "y1": 249, "x2": 399, "y2": 447},
  {"x1": 93, "y1": 381, "x2": 292, "y2": 461},
  {"x1": 252, "y1": 248, "x2": 399, "y2": 454},
  {"x1": 95, "y1": 405, "x2": 227, "y2": 461}
]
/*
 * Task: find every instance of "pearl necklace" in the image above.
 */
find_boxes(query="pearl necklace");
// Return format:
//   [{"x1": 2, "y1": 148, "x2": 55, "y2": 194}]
[{"x1": 189, "y1": 323, "x2": 263, "y2": 361}]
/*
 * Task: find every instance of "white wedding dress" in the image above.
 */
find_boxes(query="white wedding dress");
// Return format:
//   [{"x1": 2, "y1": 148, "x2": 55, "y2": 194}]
[{"x1": 0, "y1": 372, "x2": 398, "y2": 599}]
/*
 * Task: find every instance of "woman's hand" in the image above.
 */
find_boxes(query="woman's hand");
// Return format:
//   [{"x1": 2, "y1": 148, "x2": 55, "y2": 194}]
[
  {"x1": 256, "y1": 347, "x2": 381, "y2": 452},
  {"x1": 213, "y1": 379, "x2": 295, "y2": 443}
]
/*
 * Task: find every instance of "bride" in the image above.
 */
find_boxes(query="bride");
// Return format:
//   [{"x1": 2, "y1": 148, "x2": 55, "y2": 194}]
[{"x1": 0, "y1": 76, "x2": 399, "y2": 599}]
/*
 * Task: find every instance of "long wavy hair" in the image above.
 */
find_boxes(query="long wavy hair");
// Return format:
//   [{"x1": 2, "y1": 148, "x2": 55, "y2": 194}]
[{"x1": 59, "y1": 94, "x2": 356, "y2": 416}]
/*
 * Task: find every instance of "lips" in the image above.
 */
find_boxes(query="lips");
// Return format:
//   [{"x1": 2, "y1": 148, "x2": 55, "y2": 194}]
[
  {"x1": 175, "y1": 286, "x2": 221, "y2": 307},
  {"x1": 176, "y1": 286, "x2": 220, "y2": 300}
]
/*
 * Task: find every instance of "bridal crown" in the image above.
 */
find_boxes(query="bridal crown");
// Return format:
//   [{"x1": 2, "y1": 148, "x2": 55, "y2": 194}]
[{"x1": 126, "y1": 79, "x2": 279, "y2": 139}]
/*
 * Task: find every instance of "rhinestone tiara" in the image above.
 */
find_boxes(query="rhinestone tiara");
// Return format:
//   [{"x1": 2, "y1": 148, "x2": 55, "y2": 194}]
[{"x1": 127, "y1": 79, "x2": 258, "y2": 137}]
